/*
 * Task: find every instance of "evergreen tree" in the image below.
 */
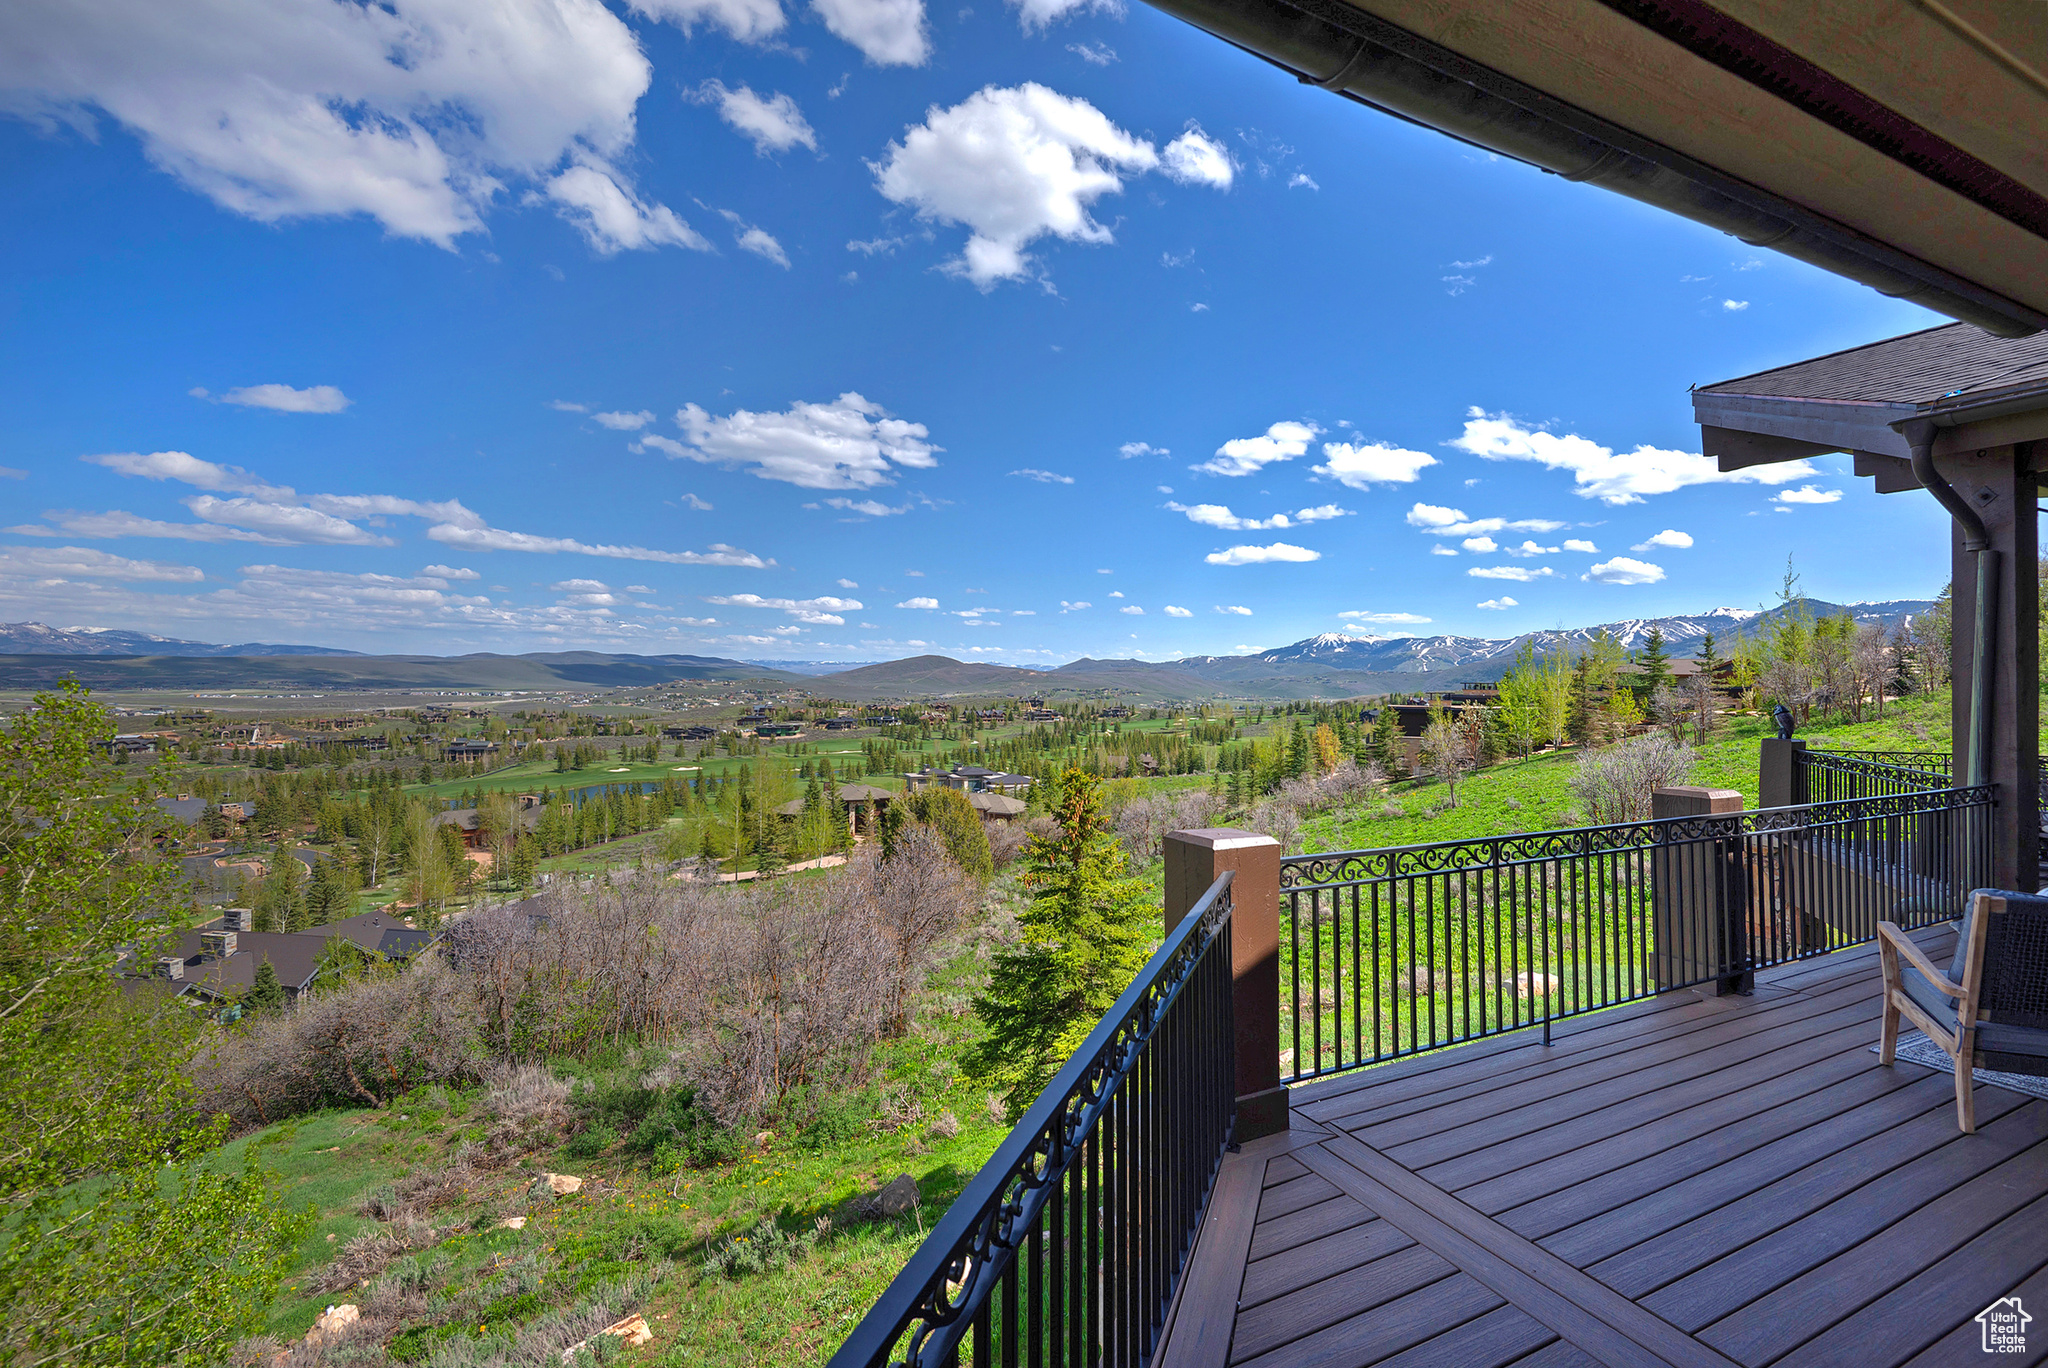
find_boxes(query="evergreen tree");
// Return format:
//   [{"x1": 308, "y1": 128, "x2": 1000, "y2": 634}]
[
  {"x1": 1370, "y1": 707, "x2": 1404, "y2": 778},
  {"x1": 1566, "y1": 654, "x2": 1600, "y2": 747},
  {"x1": 967, "y1": 769, "x2": 1154, "y2": 1118},
  {"x1": 1285, "y1": 718, "x2": 1311, "y2": 779},
  {"x1": 1637, "y1": 626, "x2": 1670, "y2": 699},
  {"x1": 244, "y1": 959, "x2": 286, "y2": 1015},
  {"x1": 902, "y1": 786, "x2": 994, "y2": 878}
]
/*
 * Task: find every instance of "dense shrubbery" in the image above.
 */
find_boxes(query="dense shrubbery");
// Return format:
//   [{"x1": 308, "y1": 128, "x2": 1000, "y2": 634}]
[{"x1": 197, "y1": 820, "x2": 982, "y2": 1143}]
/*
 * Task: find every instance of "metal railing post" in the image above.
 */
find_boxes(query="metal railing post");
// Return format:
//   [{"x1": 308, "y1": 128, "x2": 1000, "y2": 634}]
[{"x1": 1165, "y1": 828, "x2": 1288, "y2": 1141}]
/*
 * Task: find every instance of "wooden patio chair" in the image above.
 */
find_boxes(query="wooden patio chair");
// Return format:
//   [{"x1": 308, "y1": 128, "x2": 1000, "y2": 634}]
[{"x1": 1878, "y1": 889, "x2": 2048, "y2": 1132}]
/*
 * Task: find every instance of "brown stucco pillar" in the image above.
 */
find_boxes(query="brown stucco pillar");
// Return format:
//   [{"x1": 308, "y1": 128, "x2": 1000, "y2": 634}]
[
  {"x1": 1941, "y1": 443, "x2": 2040, "y2": 892},
  {"x1": 1164, "y1": 828, "x2": 1288, "y2": 1141},
  {"x1": 1650, "y1": 787, "x2": 1749, "y2": 993}
]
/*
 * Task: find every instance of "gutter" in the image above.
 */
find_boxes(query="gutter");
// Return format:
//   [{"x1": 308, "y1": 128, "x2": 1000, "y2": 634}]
[
  {"x1": 1895, "y1": 416, "x2": 1996, "y2": 787},
  {"x1": 1139, "y1": 0, "x2": 2046, "y2": 337}
]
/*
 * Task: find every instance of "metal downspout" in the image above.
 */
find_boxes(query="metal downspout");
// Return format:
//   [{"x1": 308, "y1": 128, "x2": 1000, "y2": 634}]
[{"x1": 1898, "y1": 417, "x2": 1997, "y2": 788}]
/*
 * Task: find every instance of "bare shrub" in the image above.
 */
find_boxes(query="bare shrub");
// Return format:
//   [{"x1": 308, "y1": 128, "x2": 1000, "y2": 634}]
[
  {"x1": 1568, "y1": 732, "x2": 1697, "y2": 825},
  {"x1": 839, "y1": 825, "x2": 978, "y2": 1035},
  {"x1": 317, "y1": 1215, "x2": 434, "y2": 1292},
  {"x1": 1110, "y1": 788, "x2": 1223, "y2": 868},
  {"x1": 483, "y1": 1063, "x2": 572, "y2": 1138},
  {"x1": 193, "y1": 955, "x2": 485, "y2": 1128},
  {"x1": 985, "y1": 817, "x2": 1032, "y2": 869}
]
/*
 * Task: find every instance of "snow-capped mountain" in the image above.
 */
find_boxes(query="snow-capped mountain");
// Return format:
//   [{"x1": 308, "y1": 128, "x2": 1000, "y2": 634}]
[
  {"x1": 1174, "y1": 600, "x2": 1929, "y2": 681},
  {"x1": 0, "y1": 622, "x2": 359, "y2": 657}
]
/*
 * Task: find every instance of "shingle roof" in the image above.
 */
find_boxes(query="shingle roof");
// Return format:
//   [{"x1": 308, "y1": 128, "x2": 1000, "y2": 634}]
[{"x1": 1697, "y1": 323, "x2": 2048, "y2": 406}]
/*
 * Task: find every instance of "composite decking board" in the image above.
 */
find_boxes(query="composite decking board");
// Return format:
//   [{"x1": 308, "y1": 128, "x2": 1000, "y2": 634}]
[
  {"x1": 1375, "y1": 1002, "x2": 1890, "y2": 1174},
  {"x1": 1228, "y1": 1244, "x2": 1461, "y2": 1362},
  {"x1": 1686, "y1": 1124, "x2": 2048, "y2": 1358},
  {"x1": 1405, "y1": 1014, "x2": 1894, "y2": 1187},
  {"x1": 1263, "y1": 1154, "x2": 1310, "y2": 1188},
  {"x1": 1239, "y1": 1218, "x2": 1416, "y2": 1309},
  {"x1": 1580, "y1": 1084, "x2": 2035, "y2": 1300},
  {"x1": 1534, "y1": 1071, "x2": 1995, "y2": 1270},
  {"x1": 1302, "y1": 1137, "x2": 1737, "y2": 1368},
  {"x1": 1337, "y1": 980, "x2": 1883, "y2": 1152},
  {"x1": 1505, "y1": 1343, "x2": 1608, "y2": 1368},
  {"x1": 1456, "y1": 1049, "x2": 1914, "y2": 1218},
  {"x1": 1302, "y1": 980, "x2": 1859, "y2": 1134},
  {"x1": 1233, "y1": 1273, "x2": 1502, "y2": 1368},
  {"x1": 1759, "y1": 1189, "x2": 2048, "y2": 1368},
  {"x1": 1897, "y1": 1258, "x2": 2048, "y2": 1367},
  {"x1": 1485, "y1": 1062, "x2": 1929, "y2": 1237},
  {"x1": 1256, "y1": 1171, "x2": 1344, "y2": 1222},
  {"x1": 1289, "y1": 990, "x2": 1712, "y2": 1117},
  {"x1": 1247, "y1": 1192, "x2": 1378, "y2": 1262},
  {"x1": 1155, "y1": 1144, "x2": 1266, "y2": 1368},
  {"x1": 1362, "y1": 1303, "x2": 1558, "y2": 1368},
  {"x1": 1297, "y1": 992, "x2": 1735, "y2": 1128}
]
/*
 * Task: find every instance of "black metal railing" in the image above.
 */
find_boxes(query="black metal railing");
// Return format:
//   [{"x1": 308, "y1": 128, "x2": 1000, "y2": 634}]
[
  {"x1": 1276, "y1": 785, "x2": 1993, "y2": 1084},
  {"x1": 829, "y1": 872, "x2": 1237, "y2": 1368},
  {"x1": 1801, "y1": 747, "x2": 1952, "y2": 802}
]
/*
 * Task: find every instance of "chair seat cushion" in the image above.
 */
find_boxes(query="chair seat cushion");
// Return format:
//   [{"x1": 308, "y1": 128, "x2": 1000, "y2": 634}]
[{"x1": 1897, "y1": 961, "x2": 2048, "y2": 1063}]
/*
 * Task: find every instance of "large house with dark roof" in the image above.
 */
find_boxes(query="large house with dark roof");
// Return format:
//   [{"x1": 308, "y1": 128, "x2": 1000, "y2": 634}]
[{"x1": 141, "y1": 909, "x2": 440, "y2": 1006}]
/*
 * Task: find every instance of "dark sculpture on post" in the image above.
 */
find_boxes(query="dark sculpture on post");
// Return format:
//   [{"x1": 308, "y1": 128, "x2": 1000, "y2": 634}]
[{"x1": 1772, "y1": 702, "x2": 1795, "y2": 741}]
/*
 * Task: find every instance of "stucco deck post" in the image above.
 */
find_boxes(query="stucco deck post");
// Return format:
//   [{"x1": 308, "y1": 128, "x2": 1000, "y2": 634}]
[{"x1": 1164, "y1": 828, "x2": 1288, "y2": 1142}]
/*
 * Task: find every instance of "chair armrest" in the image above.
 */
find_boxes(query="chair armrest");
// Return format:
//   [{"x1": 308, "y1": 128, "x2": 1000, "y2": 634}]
[{"x1": 1878, "y1": 921, "x2": 1965, "y2": 999}]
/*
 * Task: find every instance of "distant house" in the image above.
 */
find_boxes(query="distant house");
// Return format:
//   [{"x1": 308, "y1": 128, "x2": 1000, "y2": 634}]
[
  {"x1": 1101, "y1": 706, "x2": 1132, "y2": 719},
  {"x1": 155, "y1": 795, "x2": 209, "y2": 826},
  {"x1": 967, "y1": 792, "x2": 1027, "y2": 822},
  {"x1": 823, "y1": 718, "x2": 860, "y2": 731},
  {"x1": 92, "y1": 734, "x2": 157, "y2": 756},
  {"x1": 1023, "y1": 708, "x2": 1062, "y2": 723},
  {"x1": 433, "y1": 797, "x2": 540, "y2": 849},
  {"x1": 904, "y1": 764, "x2": 1035, "y2": 796},
  {"x1": 755, "y1": 722, "x2": 802, "y2": 738},
  {"x1": 342, "y1": 734, "x2": 392, "y2": 751},
  {"x1": 442, "y1": 738, "x2": 498, "y2": 762},
  {"x1": 139, "y1": 910, "x2": 438, "y2": 1005},
  {"x1": 665, "y1": 724, "x2": 718, "y2": 741}
]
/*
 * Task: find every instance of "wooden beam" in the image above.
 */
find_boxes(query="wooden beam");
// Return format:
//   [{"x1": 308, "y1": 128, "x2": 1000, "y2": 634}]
[{"x1": 1853, "y1": 450, "x2": 1921, "y2": 493}]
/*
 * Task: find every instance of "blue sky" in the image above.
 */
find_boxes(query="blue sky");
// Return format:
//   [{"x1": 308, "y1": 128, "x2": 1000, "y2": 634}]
[{"x1": 0, "y1": 0, "x2": 1954, "y2": 662}]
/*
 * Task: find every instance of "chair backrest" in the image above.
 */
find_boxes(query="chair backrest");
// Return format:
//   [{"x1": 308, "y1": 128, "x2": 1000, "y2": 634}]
[{"x1": 1960, "y1": 890, "x2": 2048, "y2": 1030}]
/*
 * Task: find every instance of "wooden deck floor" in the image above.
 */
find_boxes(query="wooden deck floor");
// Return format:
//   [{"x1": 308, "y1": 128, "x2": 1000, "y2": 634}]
[{"x1": 1158, "y1": 927, "x2": 2048, "y2": 1368}]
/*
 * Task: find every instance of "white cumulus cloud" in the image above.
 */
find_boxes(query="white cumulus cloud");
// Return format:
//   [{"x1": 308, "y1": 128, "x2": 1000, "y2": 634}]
[
  {"x1": 1165, "y1": 501, "x2": 1349, "y2": 531},
  {"x1": 1476, "y1": 597, "x2": 1517, "y2": 610},
  {"x1": 215, "y1": 383, "x2": 350, "y2": 413},
  {"x1": 1164, "y1": 605, "x2": 1192, "y2": 617},
  {"x1": 1194, "y1": 420, "x2": 1317, "y2": 477},
  {"x1": 1449, "y1": 409, "x2": 1817, "y2": 505},
  {"x1": 896, "y1": 596, "x2": 939, "y2": 608},
  {"x1": 697, "y1": 80, "x2": 816, "y2": 154},
  {"x1": 593, "y1": 410, "x2": 655, "y2": 430},
  {"x1": 1583, "y1": 556, "x2": 1665, "y2": 584},
  {"x1": 1405, "y1": 503, "x2": 1567, "y2": 538},
  {"x1": 1501, "y1": 540, "x2": 1559, "y2": 558},
  {"x1": 1214, "y1": 604, "x2": 1251, "y2": 615},
  {"x1": 872, "y1": 84, "x2": 1222, "y2": 287},
  {"x1": 659, "y1": 393, "x2": 938, "y2": 489},
  {"x1": 1121, "y1": 442, "x2": 1167, "y2": 458},
  {"x1": 1338, "y1": 610, "x2": 1429, "y2": 624},
  {"x1": 811, "y1": 0, "x2": 929, "y2": 65},
  {"x1": 628, "y1": 0, "x2": 787, "y2": 43},
  {"x1": 1161, "y1": 126, "x2": 1233, "y2": 188},
  {"x1": 1312, "y1": 440, "x2": 1435, "y2": 488},
  {"x1": 1773, "y1": 486, "x2": 1842, "y2": 505},
  {"x1": 0, "y1": 545, "x2": 204, "y2": 582},
  {"x1": 0, "y1": 0, "x2": 704, "y2": 253},
  {"x1": 1204, "y1": 543, "x2": 1319, "y2": 566},
  {"x1": 1119, "y1": 605, "x2": 1144, "y2": 615},
  {"x1": 1562, "y1": 538, "x2": 1599, "y2": 553},
  {"x1": 1461, "y1": 536, "x2": 1496, "y2": 553},
  {"x1": 1468, "y1": 565, "x2": 1554, "y2": 581},
  {"x1": 421, "y1": 564, "x2": 479, "y2": 580},
  {"x1": 1632, "y1": 529, "x2": 1692, "y2": 549},
  {"x1": 1010, "y1": 468, "x2": 1075, "y2": 484}
]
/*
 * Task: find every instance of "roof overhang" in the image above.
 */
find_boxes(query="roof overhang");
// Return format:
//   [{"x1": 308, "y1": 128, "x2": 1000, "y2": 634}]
[{"x1": 1142, "y1": 0, "x2": 2048, "y2": 335}]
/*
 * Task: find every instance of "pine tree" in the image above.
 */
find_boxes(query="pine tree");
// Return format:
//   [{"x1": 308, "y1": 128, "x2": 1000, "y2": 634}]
[
  {"x1": 1638, "y1": 626, "x2": 1670, "y2": 699},
  {"x1": 244, "y1": 959, "x2": 286, "y2": 1015},
  {"x1": 967, "y1": 769, "x2": 1154, "y2": 1118},
  {"x1": 1566, "y1": 654, "x2": 1599, "y2": 747},
  {"x1": 1370, "y1": 708, "x2": 1403, "y2": 778}
]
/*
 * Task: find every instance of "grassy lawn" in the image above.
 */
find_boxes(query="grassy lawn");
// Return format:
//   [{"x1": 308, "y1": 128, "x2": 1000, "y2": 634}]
[
  {"x1": 222, "y1": 942, "x2": 1012, "y2": 1367},
  {"x1": 1303, "y1": 693, "x2": 1957, "y2": 855}
]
